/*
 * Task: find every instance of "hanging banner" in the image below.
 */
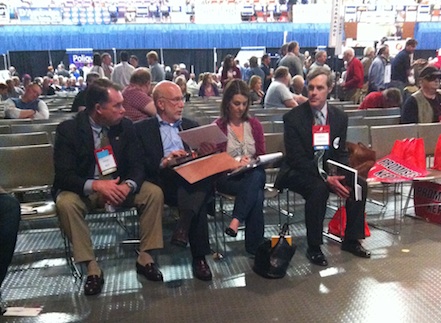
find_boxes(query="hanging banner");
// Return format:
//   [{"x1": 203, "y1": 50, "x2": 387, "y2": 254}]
[
  {"x1": 367, "y1": 155, "x2": 428, "y2": 183},
  {"x1": 329, "y1": 0, "x2": 344, "y2": 54}
]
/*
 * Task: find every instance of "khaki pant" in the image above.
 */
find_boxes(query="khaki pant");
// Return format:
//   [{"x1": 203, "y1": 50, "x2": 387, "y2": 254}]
[{"x1": 57, "y1": 182, "x2": 164, "y2": 263}]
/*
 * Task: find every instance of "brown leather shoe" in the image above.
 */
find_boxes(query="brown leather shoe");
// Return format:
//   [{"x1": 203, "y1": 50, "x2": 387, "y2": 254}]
[
  {"x1": 136, "y1": 262, "x2": 164, "y2": 282},
  {"x1": 192, "y1": 258, "x2": 212, "y2": 281}
]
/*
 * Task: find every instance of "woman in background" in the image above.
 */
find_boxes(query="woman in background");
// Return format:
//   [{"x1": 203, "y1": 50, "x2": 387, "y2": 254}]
[
  {"x1": 249, "y1": 75, "x2": 265, "y2": 105},
  {"x1": 90, "y1": 53, "x2": 105, "y2": 78},
  {"x1": 220, "y1": 55, "x2": 242, "y2": 88},
  {"x1": 198, "y1": 73, "x2": 219, "y2": 98}
]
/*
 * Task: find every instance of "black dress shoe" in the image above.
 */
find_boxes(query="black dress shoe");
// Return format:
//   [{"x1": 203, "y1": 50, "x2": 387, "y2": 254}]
[
  {"x1": 306, "y1": 248, "x2": 328, "y2": 266},
  {"x1": 225, "y1": 227, "x2": 237, "y2": 238},
  {"x1": 136, "y1": 262, "x2": 164, "y2": 282},
  {"x1": 192, "y1": 258, "x2": 212, "y2": 281},
  {"x1": 84, "y1": 270, "x2": 104, "y2": 296},
  {"x1": 341, "y1": 242, "x2": 371, "y2": 258},
  {"x1": 171, "y1": 227, "x2": 188, "y2": 248}
]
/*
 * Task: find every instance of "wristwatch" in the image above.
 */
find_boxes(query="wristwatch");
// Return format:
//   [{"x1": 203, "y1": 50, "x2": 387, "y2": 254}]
[{"x1": 125, "y1": 181, "x2": 135, "y2": 193}]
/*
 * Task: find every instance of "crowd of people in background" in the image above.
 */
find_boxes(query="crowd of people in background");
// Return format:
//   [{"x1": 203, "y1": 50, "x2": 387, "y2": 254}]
[
  {"x1": 1, "y1": 37, "x2": 441, "y2": 305},
  {"x1": 1, "y1": 38, "x2": 440, "y2": 123}
]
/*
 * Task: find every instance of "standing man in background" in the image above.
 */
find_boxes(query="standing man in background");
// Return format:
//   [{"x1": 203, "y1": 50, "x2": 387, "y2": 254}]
[
  {"x1": 147, "y1": 51, "x2": 165, "y2": 83},
  {"x1": 111, "y1": 51, "x2": 135, "y2": 88}
]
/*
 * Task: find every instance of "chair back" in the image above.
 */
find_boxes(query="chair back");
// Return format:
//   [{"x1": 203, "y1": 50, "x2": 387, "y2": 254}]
[
  {"x1": 0, "y1": 132, "x2": 50, "y2": 147},
  {"x1": 265, "y1": 133, "x2": 285, "y2": 154},
  {"x1": 10, "y1": 123, "x2": 60, "y2": 135},
  {"x1": 365, "y1": 107, "x2": 401, "y2": 117},
  {"x1": 0, "y1": 125, "x2": 10, "y2": 134},
  {"x1": 417, "y1": 123, "x2": 441, "y2": 156},
  {"x1": 0, "y1": 144, "x2": 54, "y2": 190},
  {"x1": 370, "y1": 124, "x2": 418, "y2": 159},
  {"x1": 347, "y1": 126, "x2": 370, "y2": 146},
  {"x1": 364, "y1": 115, "x2": 400, "y2": 127}
]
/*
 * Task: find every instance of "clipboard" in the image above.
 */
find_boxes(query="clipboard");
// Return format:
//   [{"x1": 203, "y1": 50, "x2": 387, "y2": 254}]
[{"x1": 178, "y1": 123, "x2": 227, "y2": 149}]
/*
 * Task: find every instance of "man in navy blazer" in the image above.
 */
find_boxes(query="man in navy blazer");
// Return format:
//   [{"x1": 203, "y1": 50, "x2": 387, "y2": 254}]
[
  {"x1": 53, "y1": 79, "x2": 164, "y2": 296},
  {"x1": 275, "y1": 67, "x2": 370, "y2": 267},
  {"x1": 135, "y1": 81, "x2": 214, "y2": 281}
]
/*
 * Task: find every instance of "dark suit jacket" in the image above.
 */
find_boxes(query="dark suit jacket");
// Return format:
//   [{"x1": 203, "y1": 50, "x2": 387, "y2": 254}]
[
  {"x1": 134, "y1": 117, "x2": 199, "y2": 185},
  {"x1": 275, "y1": 101, "x2": 349, "y2": 189},
  {"x1": 52, "y1": 111, "x2": 145, "y2": 197}
]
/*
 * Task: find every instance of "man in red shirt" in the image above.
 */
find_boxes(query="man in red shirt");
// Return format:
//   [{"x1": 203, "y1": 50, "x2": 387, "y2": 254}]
[
  {"x1": 358, "y1": 88, "x2": 402, "y2": 110},
  {"x1": 340, "y1": 48, "x2": 364, "y2": 102},
  {"x1": 122, "y1": 68, "x2": 156, "y2": 122}
]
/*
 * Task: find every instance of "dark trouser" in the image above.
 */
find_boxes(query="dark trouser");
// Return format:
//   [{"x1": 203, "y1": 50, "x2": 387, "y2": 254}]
[
  {"x1": 216, "y1": 167, "x2": 266, "y2": 254},
  {"x1": 0, "y1": 194, "x2": 21, "y2": 288},
  {"x1": 287, "y1": 174, "x2": 366, "y2": 247},
  {"x1": 161, "y1": 170, "x2": 212, "y2": 258}
]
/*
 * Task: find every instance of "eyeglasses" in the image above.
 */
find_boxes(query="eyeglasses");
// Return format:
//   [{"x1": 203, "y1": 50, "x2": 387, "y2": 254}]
[{"x1": 159, "y1": 96, "x2": 185, "y2": 104}]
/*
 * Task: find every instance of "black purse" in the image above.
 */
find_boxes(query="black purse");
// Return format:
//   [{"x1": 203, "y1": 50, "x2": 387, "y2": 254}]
[{"x1": 253, "y1": 223, "x2": 296, "y2": 279}]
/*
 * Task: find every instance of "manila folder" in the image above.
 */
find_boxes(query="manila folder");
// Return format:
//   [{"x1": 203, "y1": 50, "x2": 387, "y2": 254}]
[{"x1": 174, "y1": 152, "x2": 240, "y2": 184}]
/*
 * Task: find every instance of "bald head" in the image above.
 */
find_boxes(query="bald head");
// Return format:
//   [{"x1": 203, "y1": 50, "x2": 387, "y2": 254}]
[
  {"x1": 152, "y1": 80, "x2": 184, "y2": 123},
  {"x1": 292, "y1": 75, "x2": 305, "y2": 94}
]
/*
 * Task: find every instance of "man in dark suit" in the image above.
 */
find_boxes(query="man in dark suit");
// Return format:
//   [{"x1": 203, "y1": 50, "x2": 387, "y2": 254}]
[
  {"x1": 53, "y1": 79, "x2": 164, "y2": 296},
  {"x1": 135, "y1": 80, "x2": 213, "y2": 281},
  {"x1": 0, "y1": 187, "x2": 20, "y2": 314},
  {"x1": 275, "y1": 67, "x2": 370, "y2": 267}
]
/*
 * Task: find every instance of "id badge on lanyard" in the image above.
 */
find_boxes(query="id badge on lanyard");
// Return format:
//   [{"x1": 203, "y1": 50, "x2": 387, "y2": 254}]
[
  {"x1": 94, "y1": 145, "x2": 117, "y2": 176},
  {"x1": 312, "y1": 125, "x2": 330, "y2": 150}
]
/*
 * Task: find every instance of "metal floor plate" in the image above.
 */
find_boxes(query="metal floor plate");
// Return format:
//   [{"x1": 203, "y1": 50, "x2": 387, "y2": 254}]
[{"x1": 2, "y1": 186, "x2": 441, "y2": 323}]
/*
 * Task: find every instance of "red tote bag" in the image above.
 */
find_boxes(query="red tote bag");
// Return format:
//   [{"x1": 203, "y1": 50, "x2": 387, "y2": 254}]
[
  {"x1": 390, "y1": 138, "x2": 426, "y2": 170},
  {"x1": 433, "y1": 135, "x2": 441, "y2": 171},
  {"x1": 328, "y1": 206, "x2": 371, "y2": 238}
]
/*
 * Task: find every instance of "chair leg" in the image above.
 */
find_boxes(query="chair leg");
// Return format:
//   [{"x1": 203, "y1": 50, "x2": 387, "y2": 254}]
[
  {"x1": 219, "y1": 195, "x2": 227, "y2": 257},
  {"x1": 61, "y1": 230, "x2": 83, "y2": 282}
]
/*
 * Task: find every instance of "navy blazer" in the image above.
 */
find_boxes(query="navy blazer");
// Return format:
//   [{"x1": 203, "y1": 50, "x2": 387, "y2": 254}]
[
  {"x1": 134, "y1": 117, "x2": 199, "y2": 185},
  {"x1": 275, "y1": 101, "x2": 349, "y2": 189},
  {"x1": 52, "y1": 111, "x2": 145, "y2": 197}
]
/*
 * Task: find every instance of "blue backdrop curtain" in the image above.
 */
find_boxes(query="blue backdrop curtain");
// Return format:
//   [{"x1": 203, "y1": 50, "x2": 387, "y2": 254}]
[
  {"x1": 0, "y1": 23, "x2": 330, "y2": 54},
  {"x1": 414, "y1": 23, "x2": 441, "y2": 50}
]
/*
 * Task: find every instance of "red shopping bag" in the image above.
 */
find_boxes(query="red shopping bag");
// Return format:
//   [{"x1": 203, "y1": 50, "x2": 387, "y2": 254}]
[
  {"x1": 390, "y1": 138, "x2": 426, "y2": 170},
  {"x1": 433, "y1": 135, "x2": 441, "y2": 170},
  {"x1": 328, "y1": 206, "x2": 371, "y2": 238}
]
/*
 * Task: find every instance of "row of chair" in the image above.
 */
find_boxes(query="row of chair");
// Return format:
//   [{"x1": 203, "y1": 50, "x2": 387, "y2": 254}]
[
  {"x1": 344, "y1": 107, "x2": 401, "y2": 118},
  {"x1": 348, "y1": 115, "x2": 401, "y2": 127},
  {"x1": 347, "y1": 123, "x2": 441, "y2": 160}
]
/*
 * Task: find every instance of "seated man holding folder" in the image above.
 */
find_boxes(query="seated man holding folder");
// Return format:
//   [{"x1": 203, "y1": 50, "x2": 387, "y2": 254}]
[
  {"x1": 135, "y1": 81, "x2": 214, "y2": 281},
  {"x1": 275, "y1": 67, "x2": 370, "y2": 267}
]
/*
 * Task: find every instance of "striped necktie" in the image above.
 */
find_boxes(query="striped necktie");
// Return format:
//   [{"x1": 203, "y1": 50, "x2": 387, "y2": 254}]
[{"x1": 313, "y1": 110, "x2": 328, "y2": 181}]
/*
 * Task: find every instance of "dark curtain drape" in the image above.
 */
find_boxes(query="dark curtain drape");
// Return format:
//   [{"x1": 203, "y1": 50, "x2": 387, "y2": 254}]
[{"x1": 9, "y1": 51, "x2": 51, "y2": 79}]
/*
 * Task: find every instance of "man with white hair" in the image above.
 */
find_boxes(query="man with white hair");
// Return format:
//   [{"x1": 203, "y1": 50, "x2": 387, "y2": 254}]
[
  {"x1": 340, "y1": 47, "x2": 364, "y2": 102},
  {"x1": 361, "y1": 47, "x2": 375, "y2": 83},
  {"x1": 308, "y1": 50, "x2": 330, "y2": 74},
  {"x1": 178, "y1": 63, "x2": 190, "y2": 81}
]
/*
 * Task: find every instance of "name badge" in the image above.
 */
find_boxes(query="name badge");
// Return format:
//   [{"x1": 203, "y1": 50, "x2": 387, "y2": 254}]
[
  {"x1": 312, "y1": 125, "x2": 330, "y2": 150},
  {"x1": 95, "y1": 145, "x2": 117, "y2": 176}
]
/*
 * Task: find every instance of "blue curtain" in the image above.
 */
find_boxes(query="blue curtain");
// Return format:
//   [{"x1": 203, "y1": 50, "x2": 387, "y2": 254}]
[
  {"x1": 0, "y1": 23, "x2": 330, "y2": 53},
  {"x1": 414, "y1": 23, "x2": 441, "y2": 50}
]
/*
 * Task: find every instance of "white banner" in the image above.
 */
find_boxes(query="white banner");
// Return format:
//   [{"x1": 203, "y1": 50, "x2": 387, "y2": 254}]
[{"x1": 329, "y1": 0, "x2": 344, "y2": 54}]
